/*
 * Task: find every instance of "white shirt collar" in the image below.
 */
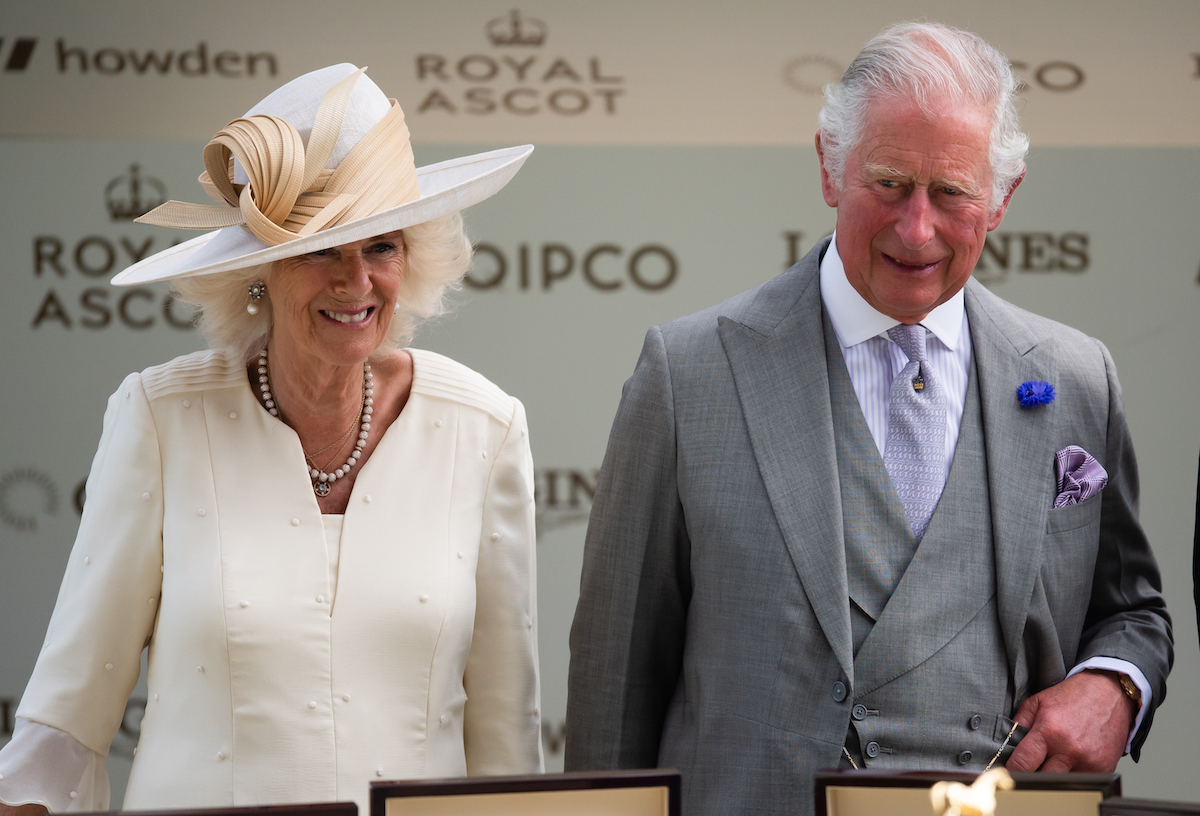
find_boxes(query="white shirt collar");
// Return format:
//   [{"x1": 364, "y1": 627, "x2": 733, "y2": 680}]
[{"x1": 819, "y1": 232, "x2": 966, "y2": 350}]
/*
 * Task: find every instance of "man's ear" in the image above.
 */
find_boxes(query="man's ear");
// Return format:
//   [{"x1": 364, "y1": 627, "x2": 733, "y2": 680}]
[
  {"x1": 816, "y1": 132, "x2": 840, "y2": 208},
  {"x1": 987, "y1": 167, "x2": 1025, "y2": 230}
]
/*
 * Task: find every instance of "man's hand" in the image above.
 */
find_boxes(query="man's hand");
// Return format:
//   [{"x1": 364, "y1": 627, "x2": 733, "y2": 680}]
[{"x1": 1006, "y1": 670, "x2": 1133, "y2": 773}]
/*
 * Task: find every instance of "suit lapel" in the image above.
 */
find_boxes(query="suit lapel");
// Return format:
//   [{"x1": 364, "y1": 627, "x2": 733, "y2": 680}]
[
  {"x1": 966, "y1": 281, "x2": 1058, "y2": 683},
  {"x1": 717, "y1": 243, "x2": 854, "y2": 683}
]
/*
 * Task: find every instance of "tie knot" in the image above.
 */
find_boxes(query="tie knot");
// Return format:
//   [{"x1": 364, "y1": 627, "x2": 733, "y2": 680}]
[{"x1": 887, "y1": 323, "x2": 927, "y2": 364}]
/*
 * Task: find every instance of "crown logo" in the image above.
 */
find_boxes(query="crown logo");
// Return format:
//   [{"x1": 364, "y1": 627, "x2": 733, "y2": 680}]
[
  {"x1": 105, "y1": 163, "x2": 167, "y2": 221},
  {"x1": 487, "y1": 9, "x2": 546, "y2": 47}
]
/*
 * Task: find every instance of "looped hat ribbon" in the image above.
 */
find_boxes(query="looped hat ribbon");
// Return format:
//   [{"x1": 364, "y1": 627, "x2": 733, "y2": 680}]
[
  {"x1": 113, "y1": 64, "x2": 532, "y2": 286},
  {"x1": 138, "y1": 68, "x2": 420, "y2": 246}
]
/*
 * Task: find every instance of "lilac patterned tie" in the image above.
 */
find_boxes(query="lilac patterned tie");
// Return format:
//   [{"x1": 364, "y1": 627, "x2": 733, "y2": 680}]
[{"x1": 883, "y1": 324, "x2": 946, "y2": 540}]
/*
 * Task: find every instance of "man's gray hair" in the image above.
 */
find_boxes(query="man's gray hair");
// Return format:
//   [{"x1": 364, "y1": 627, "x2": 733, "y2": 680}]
[{"x1": 818, "y1": 21, "x2": 1029, "y2": 211}]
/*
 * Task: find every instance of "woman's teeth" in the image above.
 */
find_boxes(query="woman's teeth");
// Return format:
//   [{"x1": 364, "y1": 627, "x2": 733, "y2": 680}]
[{"x1": 325, "y1": 308, "x2": 370, "y2": 323}]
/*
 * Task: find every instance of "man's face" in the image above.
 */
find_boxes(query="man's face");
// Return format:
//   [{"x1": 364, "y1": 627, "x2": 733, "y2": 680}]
[{"x1": 817, "y1": 95, "x2": 1020, "y2": 323}]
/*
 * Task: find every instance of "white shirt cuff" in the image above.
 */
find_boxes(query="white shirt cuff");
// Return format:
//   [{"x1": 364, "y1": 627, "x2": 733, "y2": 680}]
[{"x1": 1067, "y1": 657, "x2": 1151, "y2": 754}]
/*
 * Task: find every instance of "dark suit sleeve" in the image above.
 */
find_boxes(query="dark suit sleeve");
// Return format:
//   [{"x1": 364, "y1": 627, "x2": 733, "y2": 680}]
[
  {"x1": 1076, "y1": 339, "x2": 1173, "y2": 759},
  {"x1": 565, "y1": 325, "x2": 691, "y2": 770},
  {"x1": 1194, "y1": 448, "x2": 1200, "y2": 655}
]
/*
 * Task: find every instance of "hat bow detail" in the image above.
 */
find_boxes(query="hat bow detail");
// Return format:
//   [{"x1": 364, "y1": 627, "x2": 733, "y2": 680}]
[{"x1": 137, "y1": 67, "x2": 420, "y2": 248}]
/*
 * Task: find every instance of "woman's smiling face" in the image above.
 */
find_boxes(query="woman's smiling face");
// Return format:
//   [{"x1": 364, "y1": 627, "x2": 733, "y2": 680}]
[{"x1": 268, "y1": 230, "x2": 406, "y2": 366}]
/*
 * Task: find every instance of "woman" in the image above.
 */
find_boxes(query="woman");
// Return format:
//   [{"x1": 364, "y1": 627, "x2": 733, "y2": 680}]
[{"x1": 0, "y1": 64, "x2": 541, "y2": 813}]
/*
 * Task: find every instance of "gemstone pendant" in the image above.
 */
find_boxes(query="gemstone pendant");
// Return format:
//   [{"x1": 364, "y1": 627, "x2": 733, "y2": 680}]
[{"x1": 314, "y1": 481, "x2": 331, "y2": 497}]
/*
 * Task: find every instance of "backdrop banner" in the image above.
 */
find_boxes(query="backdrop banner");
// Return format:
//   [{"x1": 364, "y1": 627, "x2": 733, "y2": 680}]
[
  {"x1": 2, "y1": 0, "x2": 1200, "y2": 147},
  {"x1": 1, "y1": 0, "x2": 1199, "y2": 804}
]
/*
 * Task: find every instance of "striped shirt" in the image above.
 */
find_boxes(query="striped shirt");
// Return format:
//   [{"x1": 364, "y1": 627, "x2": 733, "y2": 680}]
[{"x1": 819, "y1": 235, "x2": 971, "y2": 488}]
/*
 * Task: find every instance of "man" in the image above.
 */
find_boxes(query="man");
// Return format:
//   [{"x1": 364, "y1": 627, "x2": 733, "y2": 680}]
[{"x1": 565, "y1": 22, "x2": 1172, "y2": 816}]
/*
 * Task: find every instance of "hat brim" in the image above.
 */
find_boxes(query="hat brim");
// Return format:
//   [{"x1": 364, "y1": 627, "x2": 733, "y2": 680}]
[{"x1": 111, "y1": 144, "x2": 533, "y2": 286}]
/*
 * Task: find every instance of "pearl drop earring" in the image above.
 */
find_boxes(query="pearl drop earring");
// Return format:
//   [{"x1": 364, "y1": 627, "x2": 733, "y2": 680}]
[{"x1": 246, "y1": 281, "x2": 267, "y2": 315}]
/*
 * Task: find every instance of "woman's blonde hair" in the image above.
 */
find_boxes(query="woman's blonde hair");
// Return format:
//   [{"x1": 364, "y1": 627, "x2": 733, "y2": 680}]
[{"x1": 172, "y1": 212, "x2": 472, "y2": 361}]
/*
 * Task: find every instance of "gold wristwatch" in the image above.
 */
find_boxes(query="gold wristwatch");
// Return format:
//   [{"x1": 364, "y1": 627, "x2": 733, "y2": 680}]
[{"x1": 1118, "y1": 673, "x2": 1142, "y2": 708}]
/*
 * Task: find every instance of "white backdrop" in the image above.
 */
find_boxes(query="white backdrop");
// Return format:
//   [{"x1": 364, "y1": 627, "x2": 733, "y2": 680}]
[{"x1": 2, "y1": 0, "x2": 1199, "y2": 804}]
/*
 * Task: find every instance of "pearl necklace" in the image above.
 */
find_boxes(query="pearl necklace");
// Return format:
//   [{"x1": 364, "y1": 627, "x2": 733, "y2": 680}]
[{"x1": 257, "y1": 347, "x2": 373, "y2": 498}]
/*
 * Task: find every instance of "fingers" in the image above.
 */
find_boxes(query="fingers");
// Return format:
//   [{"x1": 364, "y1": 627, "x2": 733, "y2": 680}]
[
  {"x1": 1012, "y1": 694, "x2": 1038, "y2": 730},
  {"x1": 1004, "y1": 726, "x2": 1048, "y2": 772},
  {"x1": 1040, "y1": 754, "x2": 1075, "y2": 773},
  {"x1": 1005, "y1": 694, "x2": 1043, "y2": 770},
  {"x1": 1005, "y1": 672, "x2": 1129, "y2": 773}
]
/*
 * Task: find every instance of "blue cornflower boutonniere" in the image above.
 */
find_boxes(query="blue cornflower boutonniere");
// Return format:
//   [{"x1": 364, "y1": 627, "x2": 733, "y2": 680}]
[{"x1": 1017, "y1": 380, "x2": 1055, "y2": 408}]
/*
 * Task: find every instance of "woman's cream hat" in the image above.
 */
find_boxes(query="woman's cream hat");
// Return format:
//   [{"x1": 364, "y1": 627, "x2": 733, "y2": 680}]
[{"x1": 112, "y1": 64, "x2": 532, "y2": 286}]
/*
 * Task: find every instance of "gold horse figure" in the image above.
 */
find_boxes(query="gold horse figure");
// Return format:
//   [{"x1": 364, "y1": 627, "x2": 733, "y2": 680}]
[{"x1": 930, "y1": 769, "x2": 1015, "y2": 816}]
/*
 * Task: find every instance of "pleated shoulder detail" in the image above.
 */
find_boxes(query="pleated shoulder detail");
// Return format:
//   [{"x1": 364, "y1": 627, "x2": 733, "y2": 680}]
[
  {"x1": 408, "y1": 348, "x2": 514, "y2": 425},
  {"x1": 141, "y1": 349, "x2": 248, "y2": 401}
]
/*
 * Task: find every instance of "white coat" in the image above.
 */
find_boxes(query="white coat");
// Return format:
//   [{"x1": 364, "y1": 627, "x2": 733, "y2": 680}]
[{"x1": 15, "y1": 347, "x2": 543, "y2": 811}]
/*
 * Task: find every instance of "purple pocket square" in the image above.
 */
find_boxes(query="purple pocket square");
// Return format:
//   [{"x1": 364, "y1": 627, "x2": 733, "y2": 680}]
[{"x1": 1053, "y1": 445, "x2": 1108, "y2": 508}]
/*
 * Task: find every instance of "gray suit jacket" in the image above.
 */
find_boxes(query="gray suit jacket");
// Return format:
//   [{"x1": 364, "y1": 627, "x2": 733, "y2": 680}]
[{"x1": 565, "y1": 239, "x2": 1172, "y2": 815}]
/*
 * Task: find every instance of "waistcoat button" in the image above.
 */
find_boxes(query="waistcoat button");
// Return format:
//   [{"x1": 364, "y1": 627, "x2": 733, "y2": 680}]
[
  {"x1": 865, "y1": 741, "x2": 880, "y2": 758},
  {"x1": 958, "y1": 750, "x2": 973, "y2": 765},
  {"x1": 969, "y1": 714, "x2": 982, "y2": 730},
  {"x1": 852, "y1": 704, "x2": 868, "y2": 721}
]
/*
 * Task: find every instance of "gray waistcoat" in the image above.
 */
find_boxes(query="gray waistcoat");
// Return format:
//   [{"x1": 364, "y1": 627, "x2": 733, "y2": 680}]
[{"x1": 824, "y1": 315, "x2": 1017, "y2": 770}]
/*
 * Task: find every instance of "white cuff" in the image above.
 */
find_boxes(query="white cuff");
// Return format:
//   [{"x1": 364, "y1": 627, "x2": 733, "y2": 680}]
[{"x1": 0, "y1": 718, "x2": 109, "y2": 812}]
